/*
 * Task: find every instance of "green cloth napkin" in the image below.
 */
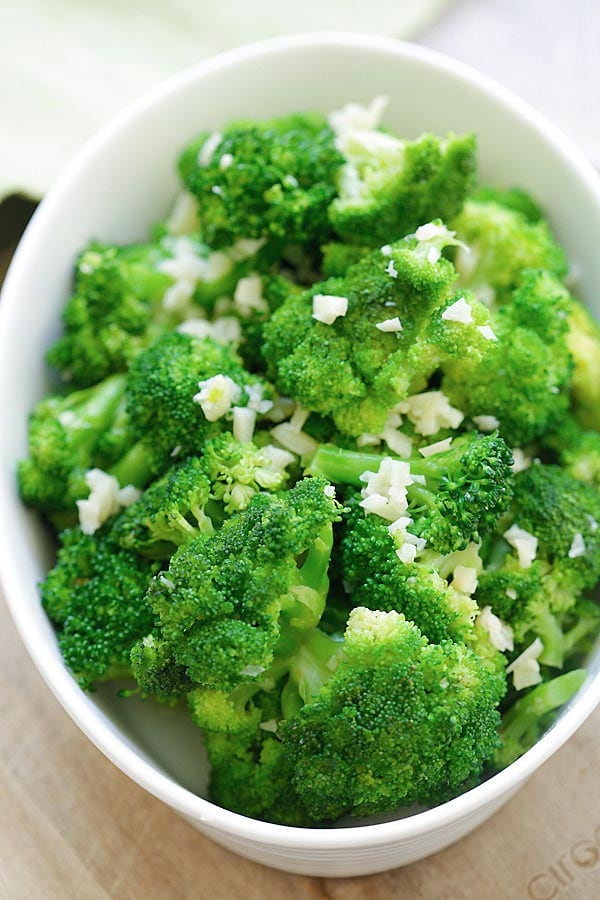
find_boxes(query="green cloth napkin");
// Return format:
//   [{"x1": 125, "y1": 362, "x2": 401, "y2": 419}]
[{"x1": 1, "y1": 0, "x2": 449, "y2": 200}]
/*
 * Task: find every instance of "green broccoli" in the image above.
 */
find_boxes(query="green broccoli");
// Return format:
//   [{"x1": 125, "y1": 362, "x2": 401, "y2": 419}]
[
  {"x1": 451, "y1": 199, "x2": 567, "y2": 305},
  {"x1": 18, "y1": 374, "x2": 127, "y2": 514},
  {"x1": 179, "y1": 113, "x2": 344, "y2": 248},
  {"x1": 309, "y1": 431, "x2": 514, "y2": 553},
  {"x1": 124, "y1": 331, "x2": 268, "y2": 473},
  {"x1": 542, "y1": 416, "x2": 600, "y2": 489},
  {"x1": 470, "y1": 186, "x2": 543, "y2": 223},
  {"x1": 132, "y1": 477, "x2": 342, "y2": 703},
  {"x1": 493, "y1": 669, "x2": 586, "y2": 768},
  {"x1": 565, "y1": 297, "x2": 600, "y2": 431},
  {"x1": 477, "y1": 464, "x2": 600, "y2": 667},
  {"x1": 41, "y1": 528, "x2": 160, "y2": 688},
  {"x1": 442, "y1": 269, "x2": 573, "y2": 445},
  {"x1": 329, "y1": 123, "x2": 476, "y2": 246},
  {"x1": 264, "y1": 226, "x2": 462, "y2": 436},
  {"x1": 109, "y1": 456, "x2": 214, "y2": 558},
  {"x1": 281, "y1": 607, "x2": 504, "y2": 821}
]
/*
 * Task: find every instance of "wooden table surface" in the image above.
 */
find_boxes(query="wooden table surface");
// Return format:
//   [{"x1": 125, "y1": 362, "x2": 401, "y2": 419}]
[{"x1": 1, "y1": 242, "x2": 599, "y2": 900}]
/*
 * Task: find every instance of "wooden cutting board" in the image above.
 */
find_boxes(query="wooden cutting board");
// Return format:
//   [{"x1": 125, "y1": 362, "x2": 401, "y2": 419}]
[{"x1": 1, "y1": 243, "x2": 599, "y2": 900}]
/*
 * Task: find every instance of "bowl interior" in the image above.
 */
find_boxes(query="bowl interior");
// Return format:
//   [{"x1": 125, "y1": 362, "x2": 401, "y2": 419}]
[{"x1": 1, "y1": 34, "x2": 600, "y2": 833}]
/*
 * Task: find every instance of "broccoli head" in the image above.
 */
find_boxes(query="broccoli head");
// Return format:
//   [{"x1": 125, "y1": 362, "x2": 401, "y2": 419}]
[
  {"x1": 442, "y1": 269, "x2": 573, "y2": 445},
  {"x1": 136, "y1": 477, "x2": 342, "y2": 699},
  {"x1": 310, "y1": 431, "x2": 514, "y2": 554},
  {"x1": 179, "y1": 113, "x2": 344, "y2": 248},
  {"x1": 282, "y1": 607, "x2": 504, "y2": 820},
  {"x1": 18, "y1": 374, "x2": 127, "y2": 514},
  {"x1": 543, "y1": 415, "x2": 600, "y2": 490},
  {"x1": 565, "y1": 297, "x2": 600, "y2": 431},
  {"x1": 41, "y1": 528, "x2": 160, "y2": 688},
  {"x1": 125, "y1": 331, "x2": 265, "y2": 471},
  {"x1": 451, "y1": 199, "x2": 567, "y2": 305},
  {"x1": 329, "y1": 110, "x2": 476, "y2": 247},
  {"x1": 264, "y1": 226, "x2": 461, "y2": 436}
]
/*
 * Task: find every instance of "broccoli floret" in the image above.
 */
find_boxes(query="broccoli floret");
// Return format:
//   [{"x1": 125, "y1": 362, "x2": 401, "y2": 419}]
[
  {"x1": 125, "y1": 331, "x2": 265, "y2": 472},
  {"x1": 179, "y1": 114, "x2": 343, "y2": 248},
  {"x1": 41, "y1": 528, "x2": 159, "y2": 688},
  {"x1": 18, "y1": 375, "x2": 127, "y2": 514},
  {"x1": 129, "y1": 633, "x2": 192, "y2": 703},
  {"x1": 109, "y1": 456, "x2": 214, "y2": 558},
  {"x1": 470, "y1": 186, "x2": 543, "y2": 223},
  {"x1": 46, "y1": 242, "x2": 175, "y2": 386},
  {"x1": 493, "y1": 669, "x2": 586, "y2": 769},
  {"x1": 204, "y1": 685, "x2": 311, "y2": 825},
  {"x1": 340, "y1": 498, "x2": 479, "y2": 643},
  {"x1": 565, "y1": 297, "x2": 600, "y2": 431},
  {"x1": 309, "y1": 431, "x2": 514, "y2": 554},
  {"x1": 543, "y1": 416, "x2": 600, "y2": 489},
  {"x1": 137, "y1": 478, "x2": 341, "y2": 699},
  {"x1": 201, "y1": 432, "x2": 292, "y2": 513},
  {"x1": 263, "y1": 227, "x2": 460, "y2": 436},
  {"x1": 477, "y1": 464, "x2": 600, "y2": 666},
  {"x1": 442, "y1": 269, "x2": 573, "y2": 445},
  {"x1": 329, "y1": 127, "x2": 476, "y2": 246},
  {"x1": 281, "y1": 607, "x2": 504, "y2": 820},
  {"x1": 452, "y1": 200, "x2": 567, "y2": 305}
]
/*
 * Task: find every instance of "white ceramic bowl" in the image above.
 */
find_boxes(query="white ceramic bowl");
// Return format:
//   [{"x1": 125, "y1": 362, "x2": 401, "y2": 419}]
[{"x1": 1, "y1": 32, "x2": 600, "y2": 878}]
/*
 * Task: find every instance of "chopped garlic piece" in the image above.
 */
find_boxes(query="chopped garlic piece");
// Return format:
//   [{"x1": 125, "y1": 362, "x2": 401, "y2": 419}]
[
  {"x1": 270, "y1": 423, "x2": 318, "y2": 457},
  {"x1": 397, "y1": 391, "x2": 464, "y2": 436},
  {"x1": 478, "y1": 325, "x2": 497, "y2": 341},
  {"x1": 511, "y1": 448, "x2": 531, "y2": 474},
  {"x1": 415, "y1": 222, "x2": 448, "y2": 241},
  {"x1": 76, "y1": 469, "x2": 140, "y2": 535},
  {"x1": 375, "y1": 316, "x2": 403, "y2": 333},
  {"x1": 261, "y1": 444, "x2": 296, "y2": 472},
  {"x1": 478, "y1": 606, "x2": 514, "y2": 652},
  {"x1": 177, "y1": 316, "x2": 242, "y2": 346},
  {"x1": 312, "y1": 293, "x2": 348, "y2": 325},
  {"x1": 506, "y1": 588, "x2": 517, "y2": 600},
  {"x1": 503, "y1": 524, "x2": 538, "y2": 569},
  {"x1": 232, "y1": 407, "x2": 257, "y2": 444},
  {"x1": 234, "y1": 274, "x2": 268, "y2": 315},
  {"x1": 385, "y1": 260, "x2": 398, "y2": 278},
  {"x1": 568, "y1": 533, "x2": 586, "y2": 559},
  {"x1": 586, "y1": 514, "x2": 598, "y2": 532},
  {"x1": 419, "y1": 437, "x2": 453, "y2": 457},
  {"x1": 198, "y1": 131, "x2": 222, "y2": 166},
  {"x1": 166, "y1": 192, "x2": 199, "y2": 235},
  {"x1": 396, "y1": 543, "x2": 417, "y2": 564},
  {"x1": 357, "y1": 433, "x2": 381, "y2": 447},
  {"x1": 379, "y1": 427, "x2": 412, "y2": 457},
  {"x1": 453, "y1": 565, "x2": 478, "y2": 595},
  {"x1": 162, "y1": 279, "x2": 195, "y2": 312},
  {"x1": 442, "y1": 297, "x2": 473, "y2": 324},
  {"x1": 228, "y1": 237, "x2": 266, "y2": 262},
  {"x1": 324, "y1": 485, "x2": 336, "y2": 499},
  {"x1": 506, "y1": 638, "x2": 544, "y2": 690},
  {"x1": 240, "y1": 664, "x2": 266, "y2": 677},
  {"x1": 193, "y1": 374, "x2": 241, "y2": 421},
  {"x1": 259, "y1": 719, "x2": 278, "y2": 733},
  {"x1": 381, "y1": 244, "x2": 393, "y2": 257},
  {"x1": 473, "y1": 415, "x2": 500, "y2": 432},
  {"x1": 219, "y1": 153, "x2": 234, "y2": 170},
  {"x1": 359, "y1": 457, "x2": 413, "y2": 522},
  {"x1": 244, "y1": 383, "x2": 273, "y2": 415}
]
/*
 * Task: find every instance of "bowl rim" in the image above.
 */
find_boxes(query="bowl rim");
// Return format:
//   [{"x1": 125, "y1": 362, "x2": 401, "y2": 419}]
[{"x1": 2, "y1": 30, "x2": 600, "y2": 850}]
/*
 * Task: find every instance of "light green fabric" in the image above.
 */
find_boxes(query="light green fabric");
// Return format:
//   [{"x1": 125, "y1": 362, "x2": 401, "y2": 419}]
[{"x1": 1, "y1": 0, "x2": 449, "y2": 199}]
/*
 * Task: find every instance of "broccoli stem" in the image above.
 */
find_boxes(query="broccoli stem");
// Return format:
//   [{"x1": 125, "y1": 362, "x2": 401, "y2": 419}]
[
  {"x1": 64, "y1": 374, "x2": 127, "y2": 454},
  {"x1": 109, "y1": 440, "x2": 156, "y2": 489},
  {"x1": 497, "y1": 669, "x2": 586, "y2": 766},
  {"x1": 308, "y1": 444, "x2": 396, "y2": 486},
  {"x1": 281, "y1": 628, "x2": 341, "y2": 719},
  {"x1": 534, "y1": 607, "x2": 568, "y2": 668},
  {"x1": 563, "y1": 615, "x2": 600, "y2": 660}
]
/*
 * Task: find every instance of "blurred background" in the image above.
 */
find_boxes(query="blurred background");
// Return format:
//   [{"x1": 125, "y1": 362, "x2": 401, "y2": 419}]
[{"x1": 1, "y1": 0, "x2": 599, "y2": 252}]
